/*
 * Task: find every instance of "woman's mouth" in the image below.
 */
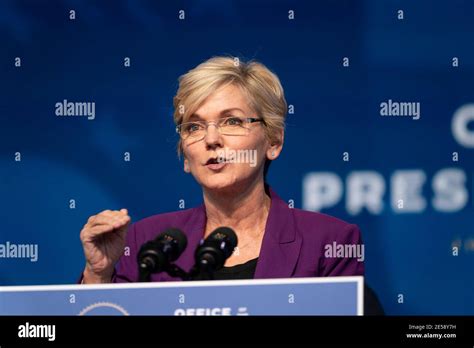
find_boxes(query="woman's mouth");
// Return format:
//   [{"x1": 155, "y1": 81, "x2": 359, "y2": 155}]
[
  {"x1": 205, "y1": 157, "x2": 228, "y2": 171},
  {"x1": 206, "y1": 162, "x2": 227, "y2": 170}
]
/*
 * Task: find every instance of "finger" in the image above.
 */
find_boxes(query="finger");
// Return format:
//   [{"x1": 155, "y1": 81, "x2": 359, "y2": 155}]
[
  {"x1": 87, "y1": 211, "x2": 114, "y2": 224},
  {"x1": 88, "y1": 215, "x2": 129, "y2": 229},
  {"x1": 97, "y1": 210, "x2": 130, "y2": 221},
  {"x1": 98, "y1": 210, "x2": 125, "y2": 219},
  {"x1": 102, "y1": 210, "x2": 130, "y2": 222},
  {"x1": 81, "y1": 223, "x2": 115, "y2": 242},
  {"x1": 116, "y1": 215, "x2": 131, "y2": 231},
  {"x1": 88, "y1": 224, "x2": 116, "y2": 236},
  {"x1": 82, "y1": 216, "x2": 131, "y2": 241},
  {"x1": 115, "y1": 219, "x2": 132, "y2": 237}
]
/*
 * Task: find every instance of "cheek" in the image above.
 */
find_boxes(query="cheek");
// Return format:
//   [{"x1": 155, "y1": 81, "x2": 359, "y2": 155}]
[
  {"x1": 183, "y1": 146, "x2": 200, "y2": 168},
  {"x1": 245, "y1": 138, "x2": 268, "y2": 164},
  {"x1": 227, "y1": 140, "x2": 267, "y2": 170},
  {"x1": 230, "y1": 132, "x2": 267, "y2": 153}
]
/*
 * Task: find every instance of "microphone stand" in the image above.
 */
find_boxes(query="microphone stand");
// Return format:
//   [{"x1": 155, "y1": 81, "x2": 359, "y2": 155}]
[
  {"x1": 138, "y1": 263, "x2": 196, "y2": 282},
  {"x1": 164, "y1": 264, "x2": 193, "y2": 281},
  {"x1": 138, "y1": 268, "x2": 152, "y2": 282},
  {"x1": 137, "y1": 262, "x2": 216, "y2": 282}
]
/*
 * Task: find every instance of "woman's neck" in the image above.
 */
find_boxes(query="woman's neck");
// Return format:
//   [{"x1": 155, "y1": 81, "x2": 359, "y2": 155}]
[{"x1": 202, "y1": 180, "x2": 271, "y2": 238}]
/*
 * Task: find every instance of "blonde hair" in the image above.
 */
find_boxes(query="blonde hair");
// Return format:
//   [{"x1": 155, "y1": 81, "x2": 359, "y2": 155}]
[{"x1": 173, "y1": 56, "x2": 287, "y2": 156}]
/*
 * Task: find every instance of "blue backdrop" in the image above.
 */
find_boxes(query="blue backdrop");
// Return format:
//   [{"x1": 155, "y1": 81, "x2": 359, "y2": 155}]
[{"x1": 1, "y1": 0, "x2": 473, "y2": 315}]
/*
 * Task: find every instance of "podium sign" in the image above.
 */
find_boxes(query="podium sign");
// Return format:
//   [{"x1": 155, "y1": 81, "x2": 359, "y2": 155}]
[{"x1": 0, "y1": 276, "x2": 363, "y2": 315}]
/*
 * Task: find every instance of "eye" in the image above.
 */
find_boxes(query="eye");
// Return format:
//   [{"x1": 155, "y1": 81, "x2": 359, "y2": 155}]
[
  {"x1": 184, "y1": 122, "x2": 202, "y2": 133},
  {"x1": 223, "y1": 117, "x2": 243, "y2": 126}
]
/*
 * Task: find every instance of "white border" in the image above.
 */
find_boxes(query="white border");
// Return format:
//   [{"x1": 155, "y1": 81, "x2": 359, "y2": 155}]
[{"x1": 0, "y1": 276, "x2": 364, "y2": 315}]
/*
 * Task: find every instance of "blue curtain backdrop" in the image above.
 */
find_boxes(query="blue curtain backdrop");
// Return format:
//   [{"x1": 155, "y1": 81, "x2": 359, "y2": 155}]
[{"x1": 1, "y1": 0, "x2": 473, "y2": 315}]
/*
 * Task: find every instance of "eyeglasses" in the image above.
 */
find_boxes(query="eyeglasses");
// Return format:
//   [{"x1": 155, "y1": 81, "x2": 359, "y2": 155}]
[{"x1": 176, "y1": 116, "x2": 265, "y2": 141}]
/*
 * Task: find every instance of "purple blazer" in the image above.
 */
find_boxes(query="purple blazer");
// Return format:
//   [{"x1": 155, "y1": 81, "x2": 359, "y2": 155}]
[{"x1": 100, "y1": 186, "x2": 364, "y2": 283}]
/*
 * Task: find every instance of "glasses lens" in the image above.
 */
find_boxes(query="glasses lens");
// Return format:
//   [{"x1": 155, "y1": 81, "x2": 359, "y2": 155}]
[
  {"x1": 179, "y1": 117, "x2": 256, "y2": 139},
  {"x1": 180, "y1": 122, "x2": 206, "y2": 140},
  {"x1": 219, "y1": 117, "x2": 249, "y2": 136}
]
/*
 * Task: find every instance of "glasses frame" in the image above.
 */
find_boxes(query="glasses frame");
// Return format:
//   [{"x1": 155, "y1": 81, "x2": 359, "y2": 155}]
[{"x1": 176, "y1": 115, "x2": 265, "y2": 141}]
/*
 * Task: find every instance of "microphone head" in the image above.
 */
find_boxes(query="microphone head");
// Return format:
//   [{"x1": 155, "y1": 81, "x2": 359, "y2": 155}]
[
  {"x1": 208, "y1": 226, "x2": 238, "y2": 251},
  {"x1": 156, "y1": 228, "x2": 187, "y2": 261},
  {"x1": 195, "y1": 226, "x2": 238, "y2": 271},
  {"x1": 138, "y1": 228, "x2": 188, "y2": 274}
]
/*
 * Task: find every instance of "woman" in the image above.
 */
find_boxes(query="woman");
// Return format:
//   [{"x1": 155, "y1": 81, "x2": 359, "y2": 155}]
[{"x1": 79, "y1": 56, "x2": 365, "y2": 286}]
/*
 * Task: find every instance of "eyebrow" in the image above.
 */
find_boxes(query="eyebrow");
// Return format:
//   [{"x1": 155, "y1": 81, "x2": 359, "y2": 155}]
[{"x1": 188, "y1": 108, "x2": 246, "y2": 121}]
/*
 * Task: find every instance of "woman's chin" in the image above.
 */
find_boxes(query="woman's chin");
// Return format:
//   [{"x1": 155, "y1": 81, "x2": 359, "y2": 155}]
[
  {"x1": 203, "y1": 182, "x2": 235, "y2": 192},
  {"x1": 201, "y1": 177, "x2": 240, "y2": 193},
  {"x1": 196, "y1": 168, "x2": 261, "y2": 194}
]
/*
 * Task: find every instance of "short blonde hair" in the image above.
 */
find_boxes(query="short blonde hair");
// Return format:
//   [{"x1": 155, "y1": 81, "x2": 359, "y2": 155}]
[{"x1": 173, "y1": 56, "x2": 287, "y2": 156}]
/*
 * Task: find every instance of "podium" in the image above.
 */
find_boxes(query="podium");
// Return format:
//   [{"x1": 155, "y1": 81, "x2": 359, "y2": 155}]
[{"x1": 0, "y1": 276, "x2": 363, "y2": 315}]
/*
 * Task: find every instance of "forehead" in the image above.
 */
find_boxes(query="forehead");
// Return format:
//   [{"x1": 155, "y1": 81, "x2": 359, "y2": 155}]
[{"x1": 192, "y1": 84, "x2": 252, "y2": 119}]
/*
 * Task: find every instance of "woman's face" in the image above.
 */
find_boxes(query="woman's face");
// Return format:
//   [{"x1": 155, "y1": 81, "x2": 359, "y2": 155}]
[{"x1": 181, "y1": 83, "x2": 281, "y2": 193}]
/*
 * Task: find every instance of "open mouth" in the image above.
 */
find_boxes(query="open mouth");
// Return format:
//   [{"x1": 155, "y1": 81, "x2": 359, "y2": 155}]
[
  {"x1": 204, "y1": 157, "x2": 228, "y2": 170},
  {"x1": 205, "y1": 156, "x2": 228, "y2": 165},
  {"x1": 206, "y1": 157, "x2": 220, "y2": 165}
]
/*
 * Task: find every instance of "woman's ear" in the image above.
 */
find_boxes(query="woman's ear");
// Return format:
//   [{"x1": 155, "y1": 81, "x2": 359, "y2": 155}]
[
  {"x1": 184, "y1": 158, "x2": 191, "y2": 173},
  {"x1": 266, "y1": 129, "x2": 284, "y2": 160}
]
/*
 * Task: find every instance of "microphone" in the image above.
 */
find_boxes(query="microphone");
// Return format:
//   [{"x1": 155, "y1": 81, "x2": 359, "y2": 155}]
[
  {"x1": 194, "y1": 227, "x2": 238, "y2": 277},
  {"x1": 137, "y1": 228, "x2": 187, "y2": 281}
]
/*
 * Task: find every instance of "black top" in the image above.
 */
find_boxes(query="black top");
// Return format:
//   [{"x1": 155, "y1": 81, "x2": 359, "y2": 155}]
[{"x1": 212, "y1": 257, "x2": 259, "y2": 280}]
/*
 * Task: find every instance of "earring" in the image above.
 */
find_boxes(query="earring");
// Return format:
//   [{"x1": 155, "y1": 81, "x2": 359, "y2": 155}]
[{"x1": 271, "y1": 151, "x2": 275, "y2": 158}]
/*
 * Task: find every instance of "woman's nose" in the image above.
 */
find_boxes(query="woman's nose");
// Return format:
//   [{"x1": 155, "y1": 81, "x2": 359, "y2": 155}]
[{"x1": 204, "y1": 124, "x2": 222, "y2": 146}]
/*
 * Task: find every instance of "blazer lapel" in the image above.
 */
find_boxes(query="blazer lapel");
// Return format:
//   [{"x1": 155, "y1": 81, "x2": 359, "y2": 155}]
[
  {"x1": 254, "y1": 187, "x2": 302, "y2": 279},
  {"x1": 164, "y1": 186, "x2": 302, "y2": 280}
]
